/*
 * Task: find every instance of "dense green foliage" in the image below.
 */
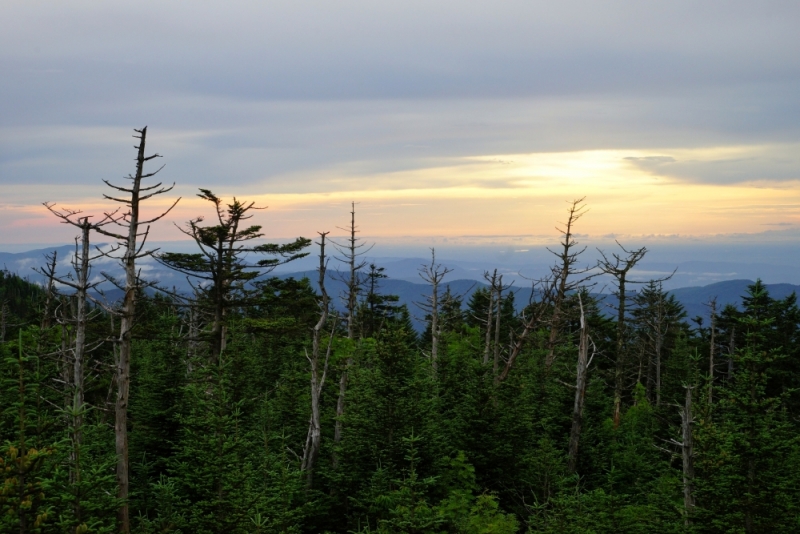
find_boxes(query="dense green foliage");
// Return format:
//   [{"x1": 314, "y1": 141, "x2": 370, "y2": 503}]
[{"x1": 2, "y1": 257, "x2": 800, "y2": 533}]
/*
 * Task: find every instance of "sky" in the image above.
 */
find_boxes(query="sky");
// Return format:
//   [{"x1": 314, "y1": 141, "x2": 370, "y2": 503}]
[{"x1": 3, "y1": 1, "x2": 800, "y2": 261}]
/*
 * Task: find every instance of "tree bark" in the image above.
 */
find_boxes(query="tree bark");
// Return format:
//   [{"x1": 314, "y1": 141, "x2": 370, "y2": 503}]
[
  {"x1": 493, "y1": 277, "x2": 503, "y2": 376},
  {"x1": 483, "y1": 270, "x2": 496, "y2": 366},
  {"x1": 568, "y1": 294, "x2": 590, "y2": 473},
  {"x1": 114, "y1": 130, "x2": 148, "y2": 534},
  {"x1": 708, "y1": 298, "x2": 717, "y2": 406},
  {"x1": 302, "y1": 233, "x2": 333, "y2": 487},
  {"x1": 545, "y1": 198, "x2": 588, "y2": 371},
  {"x1": 681, "y1": 386, "x2": 695, "y2": 526},
  {"x1": 333, "y1": 203, "x2": 367, "y2": 460},
  {"x1": 613, "y1": 273, "x2": 626, "y2": 428}
]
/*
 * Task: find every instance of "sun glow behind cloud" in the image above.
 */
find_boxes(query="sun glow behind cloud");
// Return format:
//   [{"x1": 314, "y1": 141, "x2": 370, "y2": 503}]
[
  {"x1": 4, "y1": 144, "x2": 800, "y2": 245},
  {"x1": 219, "y1": 147, "x2": 800, "y2": 239}
]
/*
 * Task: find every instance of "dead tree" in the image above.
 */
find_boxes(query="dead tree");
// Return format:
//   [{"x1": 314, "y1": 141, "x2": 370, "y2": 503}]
[
  {"x1": 40, "y1": 207, "x2": 117, "y2": 410},
  {"x1": 706, "y1": 298, "x2": 717, "y2": 406},
  {"x1": 634, "y1": 281, "x2": 672, "y2": 407},
  {"x1": 479, "y1": 269, "x2": 512, "y2": 374},
  {"x1": 496, "y1": 277, "x2": 555, "y2": 384},
  {"x1": 38, "y1": 251, "x2": 58, "y2": 332},
  {"x1": 332, "y1": 202, "x2": 372, "y2": 458},
  {"x1": 492, "y1": 274, "x2": 511, "y2": 375},
  {"x1": 417, "y1": 249, "x2": 453, "y2": 373},
  {"x1": 482, "y1": 270, "x2": 497, "y2": 366},
  {"x1": 726, "y1": 324, "x2": 735, "y2": 381},
  {"x1": 333, "y1": 202, "x2": 372, "y2": 339},
  {"x1": 301, "y1": 233, "x2": 336, "y2": 487},
  {"x1": 669, "y1": 386, "x2": 696, "y2": 526},
  {"x1": 93, "y1": 127, "x2": 179, "y2": 533},
  {"x1": 545, "y1": 197, "x2": 590, "y2": 372},
  {"x1": 568, "y1": 291, "x2": 596, "y2": 473},
  {"x1": 597, "y1": 241, "x2": 648, "y2": 428},
  {"x1": 37, "y1": 207, "x2": 117, "y2": 526}
]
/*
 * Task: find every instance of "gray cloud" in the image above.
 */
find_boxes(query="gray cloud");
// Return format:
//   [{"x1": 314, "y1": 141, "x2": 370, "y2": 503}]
[
  {"x1": 625, "y1": 147, "x2": 800, "y2": 184},
  {"x1": 3, "y1": 1, "x2": 800, "y2": 203}
]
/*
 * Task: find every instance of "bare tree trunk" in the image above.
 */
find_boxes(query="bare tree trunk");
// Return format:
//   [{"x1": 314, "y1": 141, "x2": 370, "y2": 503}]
[
  {"x1": 39, "y1": 252, "x2": 58, "y2": 332},
  {"x1": 333, "y1": 203, "x2": 369, "y2": 462},
  {"x1": 430, "y1": 271, "x2": 440, "y2": 370},
  {"x1": 302, "y1": 233, "x2": 334, "y2": 487},
  {"x1": 727, "y1": 325, "x2": 735, "y2": 382},
  {"x1": 496, "y1": 278, "x2": 554, "y2": 384},
  {"x1": 568, "y1": 293, "x2": 591, "y2": 473},
  {"x1": 597, "y1": 242, "x2": 649, "y2": 428},
  {"x1": 613, "y1": 274, "x2": 627, "y2": 428},
  {"x1": 493, "y1": 275, "x2": 503, "y2": 375},
  {"x1": 98, "y1": 127, "x2": 176, "y2": 533},
  {"x1": 69, "y1": 221, "x2": 91, "y2": 519},
  {"x1": 654, "y1": 299, "x2": 664, "y2": 408},
  {"x1": 418, "y1": 249, "x2": 452, "y2": 375},
  {"x1": 545, "y1": 197, "x2": 588, "y2": 371},
  {"x1": 114, "y1": 149, "x2": 142, "y2": 534},
  {"x1": 72, "y1": 222, "x2": 90, "y2": 449},
  {"x1": 681, "y1": 386, "x2": 695, "y2": 526},
  {"x1": 483, "y1": 270, "x2": 496, "y2": 366},
  {"x1": 61, "y1": 321, "x2": 71, "y2": 408},
  {"x1": 708, "y1": 298, "x2": 717, "y2": 406}
]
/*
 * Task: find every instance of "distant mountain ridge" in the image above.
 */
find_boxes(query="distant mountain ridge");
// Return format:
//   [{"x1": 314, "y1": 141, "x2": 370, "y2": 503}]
[{"x1": 3, "y1": 246, "x2": 798, "y2": 330}]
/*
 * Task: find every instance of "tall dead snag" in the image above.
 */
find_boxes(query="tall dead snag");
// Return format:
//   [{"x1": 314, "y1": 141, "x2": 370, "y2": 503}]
[
  {"x1": 334, "y1": 202, "x2": 371, "y2": 339},
  {"x1": 568, "y1": 291, "x2": 595, "y2": 473},
  {"x1": 301, "y1": 233, "x2": 336, "y2": 487},
  {"x1": 93, "y1": 127, "x2": 179, "y2": 534},
  {"x1": 486, "y1": 270, "x2": 513, "y2": 376},
  {"x1": 670, "y1": 386, "x2": 695, "y2": 526},
  {"x1": 480, "y1": 270, "x2": 512, "y2": 374},
  {"x1": 482, "y1": 270, "x2": 497, "y2": 366},
  {"x1": 41, "y1": 204, "x2": 118, "y2": 525},
  {"x1": 597, "y1": 241, "x2": 648, "y2": 428},
  {"x1": 418, "y1": 249, "x2": 453, "y2": 373},
  {"x1": 545, "y1": 197, "x2": 589, "y2": 372},
  {"x1": 332, "y1": 203, "x2": 371, "y2": 456},
  {"x1": 492, "y1": 274, "x2": 510, "y2": 376}
]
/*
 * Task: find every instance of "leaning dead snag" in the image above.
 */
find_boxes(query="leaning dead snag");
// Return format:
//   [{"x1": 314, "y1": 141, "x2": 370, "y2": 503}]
[
  {"x1": 496, "y1": 276, "x2": 554, "y2": 384},
  {"x1": 94, "y1": 127, "x2": 179, "y2": 534},
  {"x1": 568, "y1": 291, "x2": 595, "y2": 473},
  {"x1": 301, "y1": 233, "x2": 336, "y2": 488}
]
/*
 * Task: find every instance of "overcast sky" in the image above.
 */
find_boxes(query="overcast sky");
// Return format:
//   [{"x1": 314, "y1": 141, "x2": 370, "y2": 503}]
[{"x1": 3, "y1": 1, "x2": 800, "y2": 249}]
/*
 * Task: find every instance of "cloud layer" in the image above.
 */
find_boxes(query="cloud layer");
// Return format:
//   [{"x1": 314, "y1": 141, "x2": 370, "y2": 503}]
[{"x1": 3, "y1": 1, "x2": 800, "y2": 244}]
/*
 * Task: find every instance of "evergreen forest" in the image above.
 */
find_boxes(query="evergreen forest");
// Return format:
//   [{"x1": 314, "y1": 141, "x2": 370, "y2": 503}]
[{"x1": 2, "y1": 129, "x2": 800, "y2": 533}]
